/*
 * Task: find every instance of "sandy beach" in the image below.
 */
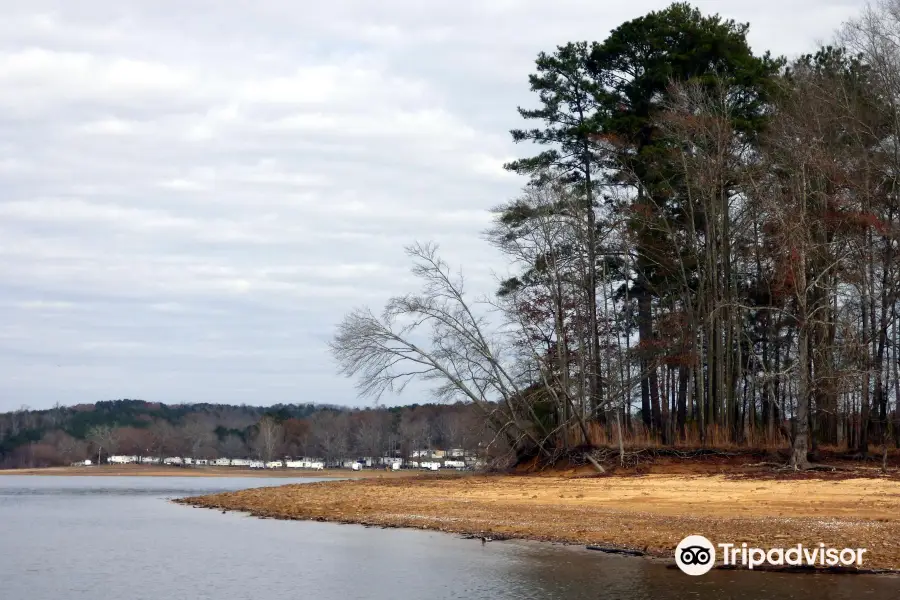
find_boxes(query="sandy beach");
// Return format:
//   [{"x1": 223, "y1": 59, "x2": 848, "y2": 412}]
[{"x1": 175, "y1": 472, "x2": 900, "y2": 571}]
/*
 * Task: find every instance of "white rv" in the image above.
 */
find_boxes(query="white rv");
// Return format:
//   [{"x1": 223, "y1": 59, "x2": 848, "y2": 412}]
[{"x1": 108, "y1": 455, "x2": 138, "y2": 464}]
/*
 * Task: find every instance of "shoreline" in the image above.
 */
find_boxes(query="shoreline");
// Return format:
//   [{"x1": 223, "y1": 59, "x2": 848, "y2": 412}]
[
  {"x1": 0, "y1": 465, "x2": 418, "y2": 479},
  {"x1": 174, "y1": 473, "x2": 900, "y2": 572}
]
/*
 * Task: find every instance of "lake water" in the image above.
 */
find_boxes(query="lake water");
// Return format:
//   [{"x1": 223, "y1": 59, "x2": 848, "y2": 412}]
[{"x1": 0, "y1": 475, "x2": 896, "y2": 599}]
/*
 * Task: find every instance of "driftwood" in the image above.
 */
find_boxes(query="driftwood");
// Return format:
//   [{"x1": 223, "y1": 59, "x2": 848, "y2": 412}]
[
  {"x1": 586, "y1": 545, "x2": 646, "y2": 557},
  {"x1": 583, "y1": 453, "x2": 606, "y2": 474},
  {"x1": 774, "y1": 462, "x2": 855, "y2": 472}
]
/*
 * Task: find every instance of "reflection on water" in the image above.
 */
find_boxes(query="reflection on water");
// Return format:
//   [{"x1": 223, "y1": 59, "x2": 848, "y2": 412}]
[{"x1": 0, "y1": 475, "x2": 896, "y2": 600}]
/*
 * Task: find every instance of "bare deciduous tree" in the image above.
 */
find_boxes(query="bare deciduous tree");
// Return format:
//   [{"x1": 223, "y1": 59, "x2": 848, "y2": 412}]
[
  {"x1": 331, "y1": 242, "x2": 551, "y2": 463},
  {"x1": 87, "y1": 424, "x2": 119, "y2": 464},
  {"x1": 252, "y1": 416, "x2": 284, "y2": 462}
]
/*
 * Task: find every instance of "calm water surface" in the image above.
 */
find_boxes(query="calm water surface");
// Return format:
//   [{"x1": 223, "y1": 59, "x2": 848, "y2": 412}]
[{"x1": 0, "y1": 475, "x2": 896, "y2": 600}]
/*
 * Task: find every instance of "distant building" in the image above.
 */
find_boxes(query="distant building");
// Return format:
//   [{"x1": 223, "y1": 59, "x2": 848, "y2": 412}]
[{"x1": 108, "y1": 455, "x2": 138, "y2": 464}]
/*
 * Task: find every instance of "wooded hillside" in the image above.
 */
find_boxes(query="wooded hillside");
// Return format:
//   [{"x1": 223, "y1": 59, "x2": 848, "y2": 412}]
[{"x1": 0, "y1": 400, "x2": 488, "y2": 468}]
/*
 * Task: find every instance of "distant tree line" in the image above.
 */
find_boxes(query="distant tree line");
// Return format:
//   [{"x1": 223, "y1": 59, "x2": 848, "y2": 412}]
[
  {"x1": 0, "y1": 399, "x2": 492, "y2": 468},
  {"x1": 331, "y1": 2, "x2": 900, "y2": 469}
]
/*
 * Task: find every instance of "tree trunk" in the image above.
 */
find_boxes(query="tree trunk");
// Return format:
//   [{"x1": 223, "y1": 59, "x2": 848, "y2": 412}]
[
  {"x1": 791, "y1": 319, "x2": 812, "y2": 470},
  {"x1": 676, "y1": 366, "x2": 688, "y2": 440},
  {"x1": 638, "y1": 290, "x2": 653, "y2": 432}
]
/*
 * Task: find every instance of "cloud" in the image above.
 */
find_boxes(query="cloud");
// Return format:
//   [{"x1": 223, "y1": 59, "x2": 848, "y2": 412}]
[{"x1": 0, "y1": 0, "x2": 867, "y2": 410}]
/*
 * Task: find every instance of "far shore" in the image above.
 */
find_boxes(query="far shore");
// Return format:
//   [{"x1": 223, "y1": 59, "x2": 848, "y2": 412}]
[
  {"x1": 0, "y1": 464, "x2": 420, "y2": 479},
  {"x1": 175, "y1": 471, "x2": 900, "y2": 572}
]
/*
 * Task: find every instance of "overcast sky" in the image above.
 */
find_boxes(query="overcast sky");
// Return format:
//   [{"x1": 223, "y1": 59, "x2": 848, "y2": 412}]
[{"x1": 0, "y1": 0, "x2": 866, "y2": 411}]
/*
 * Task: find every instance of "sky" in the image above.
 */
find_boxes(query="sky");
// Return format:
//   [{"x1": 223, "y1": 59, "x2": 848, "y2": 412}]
[{"x1": 0, "y1": 0, "x2": 867, "y2": 411}]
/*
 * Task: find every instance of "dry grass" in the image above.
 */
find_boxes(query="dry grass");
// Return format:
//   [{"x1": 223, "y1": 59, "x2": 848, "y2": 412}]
[{"x1": 177, "y1": 473, "x2": 900, "y2": 571}]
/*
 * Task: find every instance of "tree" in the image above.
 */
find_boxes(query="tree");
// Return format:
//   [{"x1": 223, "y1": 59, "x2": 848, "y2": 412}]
[
  {"x1": 86, "y1": 424, "x2": 119, "y2": 464},
  {"x1": 43, "y1": 430, "x2": 86, "y2": 464},
  {"x1": 252, "y1": 416, "x2": 284, "y2": 462},
  {"x1": 587, "y1": 2, "x2": 781, "y2": 440},
  {"x1": 354, "y1": 411, "x2": 387, "y2": 458},
  {"x1": 331, "y1": 242, "x2": 552, "y2": 464},
  {"x1": 487, "y1": 179, "x2": 613, "y2": 449},
  {"x1": 399, "y1": 411, "x2": 431, "y2": 458},
  {"x1": 148, "y1": 420, "x2": 177, "y2": 458},
  {"x1": 218, "y1": 434, "x2": 247, "y2": 459},
  {"x1": 310, "y1": 411, "x2": 349, "y2": 462},
  {"x1": 179, "y1": 416, "x2": 214, "y2": 460},
  {"x1": 117, "y1": 427, "x2": 154, "y2": 459},
  {"x1": 758, "y1": 48, "x2": 890, "y2": 466},
  {"x1": 282, "y1": 418, "x2": 310, "y2": 457},
  {"x1": 505, "y1": 42, "x2": 605, "y2": 415},
  {"x1": 434, "y1": 410, "x2": 466, "y2": 450},
  {"x1": 840, "y1": 0, "x2": 900, "y2": 455}
]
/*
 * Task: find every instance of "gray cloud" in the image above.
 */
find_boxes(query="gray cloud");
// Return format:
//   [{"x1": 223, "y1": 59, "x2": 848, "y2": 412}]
[{"x1": 0, "y1": 0, "x2": 865, "y2": 410}]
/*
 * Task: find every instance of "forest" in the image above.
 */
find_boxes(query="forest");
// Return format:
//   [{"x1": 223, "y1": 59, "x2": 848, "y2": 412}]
[
  {"x1": 331, "y1": 1, "x2": 900, "y2": 469},
  {"x1": 0, "y1": 400, "x2": 489, "y2": 468}
]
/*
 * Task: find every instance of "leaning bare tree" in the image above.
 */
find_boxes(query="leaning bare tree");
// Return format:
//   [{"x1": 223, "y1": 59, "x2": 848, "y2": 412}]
[{"x1": 331, "y1": 242, "x2": 556, "y2": 465}]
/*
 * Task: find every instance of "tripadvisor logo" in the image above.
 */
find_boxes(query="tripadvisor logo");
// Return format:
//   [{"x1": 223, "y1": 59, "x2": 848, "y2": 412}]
[
  {"x1": 675, "y1": 535, "x2": 716, "y2": 576},
  {"x1": 675, "y1": 535, "x2": 868, "y2": 575}
]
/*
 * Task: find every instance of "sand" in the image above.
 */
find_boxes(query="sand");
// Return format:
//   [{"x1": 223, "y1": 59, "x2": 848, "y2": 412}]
[{"x1": 175, "y1": 473, "x2": 900, "y2": 571}]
